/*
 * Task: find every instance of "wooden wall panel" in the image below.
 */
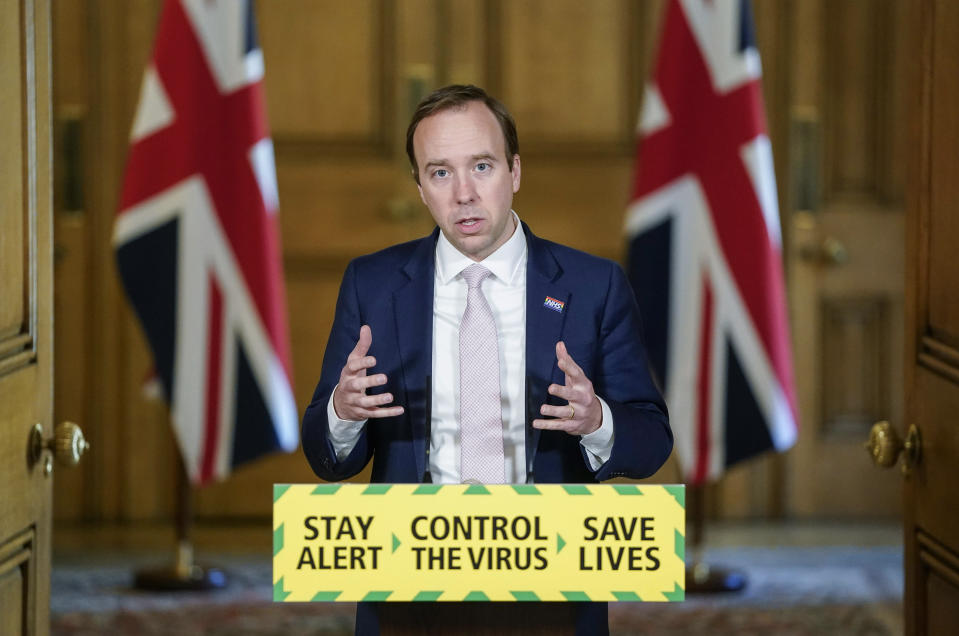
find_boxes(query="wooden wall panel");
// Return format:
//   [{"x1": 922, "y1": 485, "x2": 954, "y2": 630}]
[
  {"x1": 823, "y1": 0, "x2": 881, "y2": 197},
  {"x1": 445, "y1": 0, "x2": 486, "y2": 85},
  {"x1": 0, "y1": 0, "x2": 26, "y2": 342},
  {"x1": 500, "y1": 0, "x2": 634, "y2": 149},
  {"x1": 878, "y1": 0, "x2": 909, "y2": 203},
  {"x1": 0, "y1": 211, "x2": 25, "y2": 339},
  {"x1": 926, "y1": 0, "x2": 959, "y2": 345},
  {"x1": 259, "y1": 0, "x2": 381, "y2": 142},
  {"x1": 820, "y1": 297, "x2": 889, "y2": 436},
  {"x1": 276, "y1": 159, "x2": 425, "y2": 257}
]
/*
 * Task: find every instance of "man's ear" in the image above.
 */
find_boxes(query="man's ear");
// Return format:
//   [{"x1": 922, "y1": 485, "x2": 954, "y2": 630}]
[
  {"x1": 511, "y1": 154, "x2": 522, "y2": 193},
  {"x1": 417, "y1": 182, "x2": 426, "y2": 206}
]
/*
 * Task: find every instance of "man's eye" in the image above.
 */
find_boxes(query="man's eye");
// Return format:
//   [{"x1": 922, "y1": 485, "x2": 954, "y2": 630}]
[
  {"x1": 433, "y1": 169, "x2": 449, "y2": 178},
  {"x1": 475, "y1": 163, "x2": 490, "y2": 172}
]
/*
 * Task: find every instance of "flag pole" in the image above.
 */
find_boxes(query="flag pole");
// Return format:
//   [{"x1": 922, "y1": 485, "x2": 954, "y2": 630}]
[
  {"x1": 133, "y1": 451, "x2": 227, "y2": 591},
  {"x1": 685, "y1": 483, "x2": 747, "y2": 593}
]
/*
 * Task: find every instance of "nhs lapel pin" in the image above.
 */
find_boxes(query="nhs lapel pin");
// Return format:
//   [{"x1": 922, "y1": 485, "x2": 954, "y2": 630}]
[{"x1": 543, "y1": 296, "x2": 565, "y2": 313}]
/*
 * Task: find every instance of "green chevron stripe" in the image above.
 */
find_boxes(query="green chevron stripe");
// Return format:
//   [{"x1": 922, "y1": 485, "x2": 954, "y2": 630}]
[
  {"x1": 557, "y1": 534, "x2": 566, "y2": 554},
  {"x1": 674, "y1": 529, "x2": 685, "y2": 561},
  {"x1": 273, "y1": 577, "x2": 290, "y2": 602},
  {"x1": 392, "y1": 533, "x2": 401, "y2": 553},
  {"x1": 413, "y1": 484, "x2": 443, "y2": 494},
  {"x1": 561, "y1": 591, "x2": 591, "y2": 601},
  {"x1": 612, "y1": 484, "x2": 643, "y2": 495},
  {"x1": 311, "y1": 591, "x2": 342, "y2": 601},
  {"x1": 562, "y1": 485, "x2": 591, "y2": 495},
  {"x1": 273, "y1": 484, "x2": 291, "y2": 502},
  {"x1": 612, "y1": 591, "x2": 642, "y2": 601},
  {"x1": 664, "y1": 485, "x2": 685, "y2": 508},
  {"x1": 511, "y1": 485, "x2": 541, "y2": 495},
  {"x1": 463, "y1": 590, "x2": 490, "y2": 601},
  {"x1": 311, "y1": 484, "x2": 342, "y2": 495},
  {"x1": 362, "y1": 590, "x2": 393, "y2": 601},
  {"x1": 510, "y1": 591, "x2": 540, "y2": 601},
  {"x1": 464, "y1": 484, "x2": 491, "y2": 495},
  {"x1": 664, "y1": 582, "x2": 685, "y2": 601},
  {"x1": 413, "y1": 590, "x2": 443, "y2": 601},
  {"x1": 362, "y1": 484, "x2": 392, "y2": 495},
  {"x1": 273, "y1": 524, "x2": 284, "y2": 556}
]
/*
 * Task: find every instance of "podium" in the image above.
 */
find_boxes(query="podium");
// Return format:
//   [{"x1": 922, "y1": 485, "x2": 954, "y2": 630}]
[
  {"x1": 377, "y1": 602, "x2": 577, "y2": 635},
  {"x1": 273, "y1": 483, "x2": 686, "y2": 633}
]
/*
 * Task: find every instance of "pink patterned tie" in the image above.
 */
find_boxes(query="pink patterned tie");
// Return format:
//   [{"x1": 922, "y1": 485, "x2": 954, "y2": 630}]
[{"x1": 459, "y1": 264, "x2": 506, "y2": 484}]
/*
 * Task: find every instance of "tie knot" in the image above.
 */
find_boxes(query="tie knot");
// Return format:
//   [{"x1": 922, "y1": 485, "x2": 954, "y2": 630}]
[{"x1": 461, "y1": 264, "x2": 492, "y2": 289}]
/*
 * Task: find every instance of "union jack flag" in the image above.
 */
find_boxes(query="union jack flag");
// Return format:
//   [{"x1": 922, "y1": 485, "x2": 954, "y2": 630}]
[
  {"x1": 625, "y1": 0, "x2": 798, "y2": 484},
  {"x1": 114, "y1": 0, "x2": 298, "y2": 485}
]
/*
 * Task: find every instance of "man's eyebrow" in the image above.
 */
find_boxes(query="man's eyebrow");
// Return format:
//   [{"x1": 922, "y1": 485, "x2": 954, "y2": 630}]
[{"x1": 423, "y1": 153, "x2": 498, "y2": 170}]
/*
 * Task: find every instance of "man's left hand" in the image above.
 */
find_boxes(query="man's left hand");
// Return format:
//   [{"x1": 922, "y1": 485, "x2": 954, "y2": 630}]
[{"x1": 532, "y1": 341, "x2": 602, "y2": 436}]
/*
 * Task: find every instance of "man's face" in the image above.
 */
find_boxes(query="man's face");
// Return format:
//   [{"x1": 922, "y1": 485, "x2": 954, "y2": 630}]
[{"x1": 413, "y1": 101, "x2": 521, "y2": 262}]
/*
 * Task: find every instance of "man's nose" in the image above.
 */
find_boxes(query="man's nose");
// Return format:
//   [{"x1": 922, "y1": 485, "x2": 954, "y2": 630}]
[{"x1": 454, "y1": 175, "x2": 477, "y2": 204}]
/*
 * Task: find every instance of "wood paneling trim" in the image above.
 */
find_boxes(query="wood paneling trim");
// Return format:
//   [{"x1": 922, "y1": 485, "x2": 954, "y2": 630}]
[
  {"x1": 0, "y1": 334, "x2": 32, "y2": 361},
  {"x1": 0, "y1": 526, "x2": 35, "y2": 631},
  {"x1": 0, "y1": 543, "x2": 30, "y2": 577},
  {"x1": 919, "y1": 335, "x2": 959, "y2": 384},
  {"x1": 820, "y1": 297, "x2": 890, "y2": 436},
  {"x1": 918, "y1": 530, "x2": 959, "y2": 589},
  {"x1": 273, "y1": 138, "x2": 399, "y2": 161},
  {"x1": 905, "y1": 0, "x2": 934, "y2": 393},
  {"x1": 1, "y1": 0, "x2": 40, "y2": 373},
  {"x1": 0, "y1": 350, "x2": 35, "y2": 378},
  {"x1": 0, "y1": 527, "x2": 34, "y2": 567}
]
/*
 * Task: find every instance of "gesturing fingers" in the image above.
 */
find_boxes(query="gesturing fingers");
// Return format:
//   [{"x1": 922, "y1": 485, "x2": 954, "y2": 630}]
[
  {"x1": 333, "y1": 325, "x2": 404, "y2": 420},
  {"x1": 344, "y1": 373, "x2": 388, "y2": 393},
  {"x1": 531, "y1": 340, "x2": 601, "y2": 435},
  {"x1": 350, "y1": 324, "x2": 373, "y2": 359},
  {"x1": 347, "y1": 355, "x2": 377, "y2": 373},
  {"x1": 555, "y1": 341, "x2": 585, "y2": 381},
  {"x1": 537, "y1": 403, "x2": 575, "y2": 421}
]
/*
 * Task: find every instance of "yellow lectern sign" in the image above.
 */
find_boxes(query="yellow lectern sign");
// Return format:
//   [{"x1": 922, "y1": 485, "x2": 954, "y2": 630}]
[{"x1": 273, "y1": 483, "x2": 685, "y2": 603}]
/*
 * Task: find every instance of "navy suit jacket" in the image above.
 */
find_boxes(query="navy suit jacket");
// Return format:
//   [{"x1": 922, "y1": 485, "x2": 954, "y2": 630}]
[{"x1": 301, "y1": 222, "x2": 672, "y2": 634}]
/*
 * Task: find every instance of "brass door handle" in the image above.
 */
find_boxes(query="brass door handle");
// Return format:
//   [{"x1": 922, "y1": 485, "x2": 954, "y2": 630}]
[
  {"x1": 29, "y1": 421, "x2": 90, "y2": 476},
  {"x1": 864, "y1": 420, "x2": 920, "y2": 476},
  {"x1": 799, "y1": 236, "x2": 849, "y2": 265}
]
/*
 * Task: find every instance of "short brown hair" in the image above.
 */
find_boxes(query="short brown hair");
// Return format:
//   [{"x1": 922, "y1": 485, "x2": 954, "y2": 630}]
[{"x1": 405, "y1": 85, "x2": 519, "y2": 184}]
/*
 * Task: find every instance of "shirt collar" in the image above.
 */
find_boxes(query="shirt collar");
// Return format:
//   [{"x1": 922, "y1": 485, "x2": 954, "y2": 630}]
[{"x1": 436, "y1": 211, "x2": 527, "y2": 286}]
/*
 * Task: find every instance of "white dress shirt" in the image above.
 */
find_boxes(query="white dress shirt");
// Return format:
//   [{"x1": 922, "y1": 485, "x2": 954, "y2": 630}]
[{"x1": 327, "y1": 213, "x2": 615, "y2": 482}]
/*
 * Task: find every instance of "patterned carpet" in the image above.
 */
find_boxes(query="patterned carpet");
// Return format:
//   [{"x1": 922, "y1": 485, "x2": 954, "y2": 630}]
[{"x1": 51, "y1": 545, "x2": 903, "y2": 635}]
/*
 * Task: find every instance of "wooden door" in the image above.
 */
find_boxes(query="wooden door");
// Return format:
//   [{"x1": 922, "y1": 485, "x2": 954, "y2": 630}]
[
  {"x1": 0, "y1": 0, "x2": 54, "y2": 632},
  {"x1": 901, "y1": 0, "x2": 959, "y2": 632},
  {"x1": 784, "y1": 0, "x2": 908, "y2": 517}
]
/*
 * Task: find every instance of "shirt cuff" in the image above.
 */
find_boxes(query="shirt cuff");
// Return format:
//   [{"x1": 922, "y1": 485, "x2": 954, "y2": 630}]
[
  {"x1": 327, "y1": 384, "x2": 367, "y2": 461},
  {"x1": 580, "y1": 396, "x2": 615, "y2": 471}
]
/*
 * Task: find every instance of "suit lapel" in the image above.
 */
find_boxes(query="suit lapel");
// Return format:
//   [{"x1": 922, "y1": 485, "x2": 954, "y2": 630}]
[
  {"x1": 523, "y1": 223, "x2": 570, "y2": 476},
  {"x1": 392, "y1": 230, "x2": 438, "y2": 481}
]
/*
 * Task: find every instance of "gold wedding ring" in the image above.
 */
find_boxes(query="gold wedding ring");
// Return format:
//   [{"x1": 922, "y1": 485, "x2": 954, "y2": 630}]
[{"x1": 567, "y1": 405, "x2": 575, "y2": 420}]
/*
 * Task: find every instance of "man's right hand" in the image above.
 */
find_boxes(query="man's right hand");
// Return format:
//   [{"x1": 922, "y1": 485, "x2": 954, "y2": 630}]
[{"x1": 332, "y1": 325, "x2": 405, "y2": 421}]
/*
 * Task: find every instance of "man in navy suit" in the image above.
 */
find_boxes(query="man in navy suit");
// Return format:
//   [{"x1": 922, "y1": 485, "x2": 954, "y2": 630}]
[{"x1": 302, "y1": 85, "x2": 671, "y2": 635}]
